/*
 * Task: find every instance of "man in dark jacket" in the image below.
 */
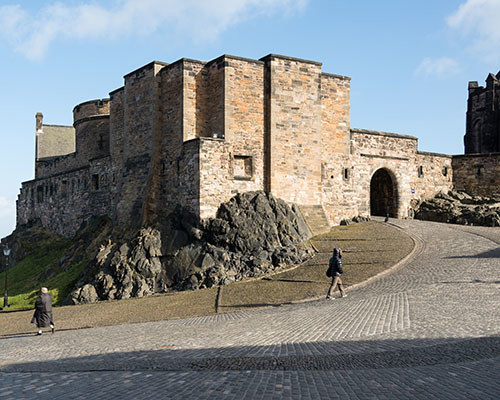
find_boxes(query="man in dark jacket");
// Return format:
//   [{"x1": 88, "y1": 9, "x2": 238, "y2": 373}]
[
  {"x1": 32, "y1": 287, "x2": 55, "y2": 335},
  {"x1": 326, "y1": 248, "x2": 346, "y2": 300}
]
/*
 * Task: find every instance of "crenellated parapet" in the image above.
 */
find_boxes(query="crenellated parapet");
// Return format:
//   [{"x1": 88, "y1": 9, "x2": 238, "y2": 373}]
[{"x1": 73, "y1": 98, "x2": 110, "y2": 125}]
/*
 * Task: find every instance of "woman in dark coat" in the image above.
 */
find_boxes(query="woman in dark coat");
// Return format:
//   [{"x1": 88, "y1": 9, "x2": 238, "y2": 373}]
[{"x1": 32, "y1": 287, "x2": 55, "y2": 335}]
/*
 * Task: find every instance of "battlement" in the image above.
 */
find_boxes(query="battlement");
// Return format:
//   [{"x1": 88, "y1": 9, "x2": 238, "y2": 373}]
[
  {"x1": 73, "y1": 99, "x2": 110, "y2": 125},
  {"x1": 259, "y1": 53, "x2": 322, "y2": 66},
  {"x1": 123, "y1": 61, "x2": 169, "y2": 80},
  {"x1": 351, "y1": 128, "x2": 417, "y2": 141}
]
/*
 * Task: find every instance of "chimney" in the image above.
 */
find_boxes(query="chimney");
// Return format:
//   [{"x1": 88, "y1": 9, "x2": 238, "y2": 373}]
[
  {"x1": 36, "y1": 112, "x2": 43, "y2": 133},
  {"x1": 35, "y1": 112, "x2": 43, "y2": 162}
]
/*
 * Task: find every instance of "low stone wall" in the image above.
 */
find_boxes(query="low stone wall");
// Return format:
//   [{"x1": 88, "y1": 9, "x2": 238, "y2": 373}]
[
  {"x1": 413, "y1": 151, "x2": 454, "y2": 201},
  {"x1": 17, "y1": 157, "x2": 112, "y2": 237},
  {"x1": 36, "y1": 153, "x2": 78, "y2": 179}
]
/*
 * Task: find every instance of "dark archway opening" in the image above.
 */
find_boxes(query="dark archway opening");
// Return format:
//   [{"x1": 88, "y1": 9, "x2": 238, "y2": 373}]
[{"x1": 370, "y1": 169, "x2": 397, "y2": 217}]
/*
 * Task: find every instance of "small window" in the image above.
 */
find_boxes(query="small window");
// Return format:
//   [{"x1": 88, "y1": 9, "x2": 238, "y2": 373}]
[
  {"x1": 37, "y1": 186, "x2": 44, "y2": 203},
  {"x1": 176, "y1": 159, "x2": 181, "y2": 176},
  {"x1": 442, "y1": 166, "x2": 448, "y2": 177},
  {"x1": 418, "y1": 166, "x2": 424, "y2": 178},
  {"x1": 233, "y1": 155, "x2": 253, "y2": 180},
  {"x1": 476, "y1": 165, "x2": 484, "y2": 177},
  {"x1": 98, "y1": 134, "x2": 105, "y2": 150},
  {"x1": 343, "y1": 167, "x2": 350, "y2": 181},
  {"x1": 91, "y1": 174, "x2": 100, "y2": 190}
]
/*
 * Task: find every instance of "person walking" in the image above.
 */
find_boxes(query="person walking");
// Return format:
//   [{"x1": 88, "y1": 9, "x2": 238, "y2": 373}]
[
  {"x1": 32, "y1": 287, "x2": 55, "y2": 335},
  {"x1": 326, "y1": 248, "x2": 346, "y2": 300}
]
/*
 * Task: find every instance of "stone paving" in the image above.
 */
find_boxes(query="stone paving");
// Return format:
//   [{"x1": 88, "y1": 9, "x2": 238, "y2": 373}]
[{"x1": 0, "y1": 219, "x2": 499, "y2": 399}]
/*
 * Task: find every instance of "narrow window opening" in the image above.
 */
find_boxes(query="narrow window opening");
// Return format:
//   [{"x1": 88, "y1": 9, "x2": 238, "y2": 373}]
[
  {"x1": 91, "y1": 174, "x2": 100, "y2": 190},
  {"x1": 37, "y1": 186, "x2": 44, "y2": 203},
  {"x1": 418, "y1": 166, "x2": 424, "y2": 178},
  {"x1": 343, "y1": 167, "x2": 350, "y2": 181},
  {"x1": 98, "y1": 134, "x2": 105, "y2": 150}
]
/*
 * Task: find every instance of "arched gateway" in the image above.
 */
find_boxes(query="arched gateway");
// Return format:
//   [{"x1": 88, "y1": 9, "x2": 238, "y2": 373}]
[{"x1": 370, "y1": 168, "x2": 398, "y2": 217}]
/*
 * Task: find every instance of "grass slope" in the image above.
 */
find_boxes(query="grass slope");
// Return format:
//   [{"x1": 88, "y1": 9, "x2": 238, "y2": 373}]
[{"x1": 0, "y1": 238, "x2": 88, "y2": 309}]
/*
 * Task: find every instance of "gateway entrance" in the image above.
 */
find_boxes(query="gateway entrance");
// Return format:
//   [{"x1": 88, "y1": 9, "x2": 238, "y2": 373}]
[{"x1": 370, "y1": 168, "x2": 397, "y2": 217}]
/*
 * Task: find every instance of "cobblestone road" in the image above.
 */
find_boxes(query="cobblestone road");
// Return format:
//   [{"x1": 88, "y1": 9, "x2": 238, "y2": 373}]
[{"x1": 1, "y1": 220, "x2": 499, "y2": 399}]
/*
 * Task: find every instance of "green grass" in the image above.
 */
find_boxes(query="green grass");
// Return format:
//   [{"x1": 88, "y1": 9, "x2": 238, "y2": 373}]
[{"x1": 0, "y1": 239, "x2": 88, "y2": 309}]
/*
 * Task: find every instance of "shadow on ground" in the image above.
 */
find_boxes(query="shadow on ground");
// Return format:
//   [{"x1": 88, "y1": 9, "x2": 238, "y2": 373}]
[
  {"x1": 444, "y1": 247, "x2": 500, "y2": 259},
  {"x1": 1, "y1": 335, "x2": 499, "y2": 373}
]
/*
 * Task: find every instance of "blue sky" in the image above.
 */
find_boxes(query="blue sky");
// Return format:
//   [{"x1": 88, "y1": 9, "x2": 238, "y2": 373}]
[{"x1": 1, "y1": 0, "x2": 499, "y2": 238}]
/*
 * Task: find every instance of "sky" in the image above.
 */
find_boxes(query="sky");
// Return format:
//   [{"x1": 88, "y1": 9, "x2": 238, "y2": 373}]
[{"x1": 1, "y1": 0, "x2": 499, "y2": 239}]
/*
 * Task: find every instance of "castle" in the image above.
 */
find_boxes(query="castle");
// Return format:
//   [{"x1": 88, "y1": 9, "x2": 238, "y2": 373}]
[{"x1": 16, "y1": 54, "x2": 500, "y2": 237}]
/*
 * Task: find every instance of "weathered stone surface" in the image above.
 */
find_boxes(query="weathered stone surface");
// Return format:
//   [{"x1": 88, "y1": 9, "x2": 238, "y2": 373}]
[
  {"x1": 65, "y1": 191, "x2": 313, "y2": 304},
  {"x1": 414, "y1": 191, "x2": 500, "y2": 227}
]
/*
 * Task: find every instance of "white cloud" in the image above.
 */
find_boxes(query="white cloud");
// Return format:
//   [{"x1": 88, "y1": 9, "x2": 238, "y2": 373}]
[
  {"x1": 0, "y1": 196, "x2": 16, "y2": 239},
  {"x1": 0, "y1": 196, "x2": 15, "y2": 219},
  {"x1": 415, "y1": 57, "x2": 461, "y2": 78},
  {"x1": 447, "y1": 0, "x2": 500, "y2": 59},
  {"x1": 0, "y1": 0, "x2": 308, "y2": 60}
]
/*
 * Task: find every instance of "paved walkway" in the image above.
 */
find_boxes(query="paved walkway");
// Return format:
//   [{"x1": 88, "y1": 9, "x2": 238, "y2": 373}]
[{"x1": 0, "y1": 220, "x2": 499, "y2": 399}]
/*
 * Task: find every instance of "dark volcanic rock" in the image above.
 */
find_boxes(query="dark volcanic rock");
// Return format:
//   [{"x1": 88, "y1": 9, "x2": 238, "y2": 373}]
[
  {"x1": 414, "y1": 191, "x2": 500, "y2": 227},
  {"x1": 340, "y1": 215, "x2": 371, "y2": 225},
  {"x1": 66, "y1": 191, "x2": 314, "y2": 304}
]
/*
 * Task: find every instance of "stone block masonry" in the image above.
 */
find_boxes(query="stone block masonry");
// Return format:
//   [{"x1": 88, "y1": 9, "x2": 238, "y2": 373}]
[
  {"x1": 452, "y1": 153, "x2": 500, "y2": 198},
  {"x1": 16, "y1": 53, "x2": 491, "y2": 237}
]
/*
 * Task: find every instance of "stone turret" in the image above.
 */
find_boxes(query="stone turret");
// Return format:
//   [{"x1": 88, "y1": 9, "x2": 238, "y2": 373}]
[
  {"x1": 464, "y1": 71, "x2": 500, "y2": 154},
  {"x1": 73, "y1": 99, "x2": 110, "y2": 166}
]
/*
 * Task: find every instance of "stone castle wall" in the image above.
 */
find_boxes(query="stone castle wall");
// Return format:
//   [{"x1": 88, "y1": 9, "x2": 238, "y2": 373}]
[
  {"x1": 452, "y1": 153, "x2": 500, "y2": 198},
  {"x1": 113, "y1": 62, "x2": 165, "y2": 226},
  {"x1": 265, "y1": 55, "x2": 323, "y2": 205},
  {"x1": 17, "y1": 156, "x2": 111, "y2": 236},
  {"x1": 158, "y1": 61, "x2": 188, "y2": 216},
  {"x1": 414, "y1": 151, "x2": 453, "y2": 201},
  {"x1": 17, "y1": 53, "x2": 491, "y2": 238}
]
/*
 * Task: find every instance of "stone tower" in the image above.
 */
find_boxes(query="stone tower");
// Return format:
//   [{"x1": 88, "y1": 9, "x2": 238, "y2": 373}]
[{"x1": 464, "y1": 71, "x2": 500, "y2": 154}]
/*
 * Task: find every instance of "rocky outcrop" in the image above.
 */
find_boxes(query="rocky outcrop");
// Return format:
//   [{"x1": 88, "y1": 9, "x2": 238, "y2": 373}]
[
  {"x1": 414, "y1": 191, "x2": 500, "y2": 227},
  {"x1": 66, "y1": 191, "x2": 313, "y2": 304},
  {"x1": 340, "y1": 216, "x2": 371, "y2": 225}
]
